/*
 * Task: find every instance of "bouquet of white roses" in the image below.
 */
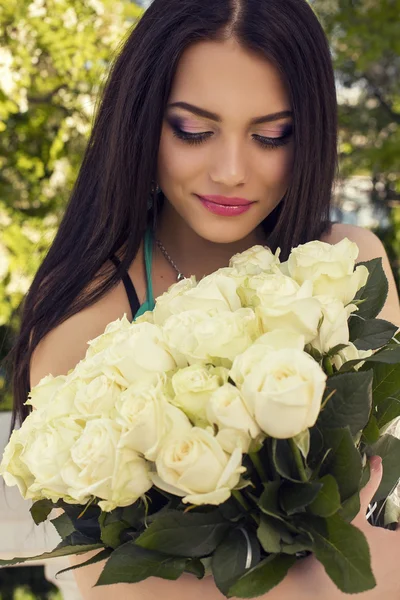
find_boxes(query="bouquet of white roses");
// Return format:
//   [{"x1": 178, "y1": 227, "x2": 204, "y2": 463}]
[{"x1": 1, "y1": 237, "x2": 400, "y2": 597}]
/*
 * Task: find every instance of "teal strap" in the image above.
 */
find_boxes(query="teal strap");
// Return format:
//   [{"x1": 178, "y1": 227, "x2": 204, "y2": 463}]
[{"x1": 132, "y1": 227, "x2": 155, "y2": 321}]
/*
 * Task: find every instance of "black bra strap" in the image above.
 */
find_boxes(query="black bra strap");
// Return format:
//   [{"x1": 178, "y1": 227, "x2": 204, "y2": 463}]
[{"x1": 110, "y1": 254, "x2": 140, "y2": 318}]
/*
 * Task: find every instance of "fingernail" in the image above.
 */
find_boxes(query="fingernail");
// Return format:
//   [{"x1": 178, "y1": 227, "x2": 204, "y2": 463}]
[{"x1": 370, "y1": 455, "x2": 382, "y2": 471}]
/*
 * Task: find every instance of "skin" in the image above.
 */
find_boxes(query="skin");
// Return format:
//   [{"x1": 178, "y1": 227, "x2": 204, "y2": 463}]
[
  {"x1": 155, "y1": 37, "x2": 294, "y2": 282},
  {"x1": 31, "y1": 37, "x2": 400, "y2": 599}
]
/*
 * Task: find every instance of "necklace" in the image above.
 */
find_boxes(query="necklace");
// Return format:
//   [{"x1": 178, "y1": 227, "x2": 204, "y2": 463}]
[{"x1": 155, "y1": 238, "x2": 186, "y2": 281}]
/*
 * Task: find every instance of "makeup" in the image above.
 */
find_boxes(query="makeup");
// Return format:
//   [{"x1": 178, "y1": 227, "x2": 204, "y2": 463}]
[{"x1": 196, "y1": 195, "x2": 255, "y2": 216}]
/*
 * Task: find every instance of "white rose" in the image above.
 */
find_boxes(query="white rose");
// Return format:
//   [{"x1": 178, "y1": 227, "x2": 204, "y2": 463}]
[
  {"x1": 42, "y1": 377, "x2": 84, "y2": 420},
  {"x1": 25, "y1": 374, "x2": 67, "y2": 410},
  {"x1": 332, "y1": 342, "x2": 373, "y2": 371},
  {"x1": 62, "y1": 418, "x2": 122, "y2": 503},
  {"x1": 135, "y1": 310, "x2": 155, "y2": 324},
  {"x1": 97, "y1": 445, "x2": 152, "y2": 512},
  {"x1": 103, "y1": 322, "x2": 178, "y2": 386},
  {"x1": 171, "y1": 364, "x2": 229, "y2": 425},
  {"x1": 163, "y1": 308, "x2": 259, "y2": 368},
  {"x1": 285, "y1": 238, "x2": 369, "y2": 305},
  {"x1": 153, "y1": 277, "x2": 197, "y2": 325},
  {"x1": 151, "y1": 427, "x2": 246, "y2": 505},
  {"x1": 85, "y1": 314, "x2": 132, "y2": 358},
  {"x1": 20, "y1": 415, "x2": 83, "y2": 502},
  {"x1": 166, "y1": 269, "x2": 242, "y2": 315},
  {"x1": 310, "y1": 295, "x2": 358, "y2": 354},
  {"x1": 70, "y1": 351, "x2": 109, "y2": 383},
  {"x1": 206, "y1": 383, "x2": 261, "y2": 452},
  {"x1": 229, "y1": 245, "x2": 281, "y2": 275},
  {"x1": 74, "y1": 375, "x2": 122, "y2": 418},
  {"x1": 115, "y1": 376, "x2": 192, "y2": 461},
  {"x1": 230, "y1": 347, "x2": 327, "y2": 438},
  {"x1": 62, "y1": 418, "x2": 152, "y2": 510},
  {"x1": 0, "y1": 410, "x2": 46, "y2": 499},
  {"x1": 253, "y1": 275, "x2": 322, "y2": 343},
  {"x1": 215, "y1": 428, "x2": 256, "y2": 454},
  {"x1": 254, "y1": 330, "x2": 306, "y2": 351}
]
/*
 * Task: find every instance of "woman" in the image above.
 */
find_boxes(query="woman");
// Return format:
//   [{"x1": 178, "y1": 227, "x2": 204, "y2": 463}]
[{"x1": 9, "y1": 0, "x2": 400, "y2": 598}]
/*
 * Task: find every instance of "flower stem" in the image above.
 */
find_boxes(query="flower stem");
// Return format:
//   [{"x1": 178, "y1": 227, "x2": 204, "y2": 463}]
[
  {"x1": 249, "y1": 452, "x2": 268, "y2": 482},
  {"x1": 289, "y1": 438, "x2": 308, "y2": 482}
]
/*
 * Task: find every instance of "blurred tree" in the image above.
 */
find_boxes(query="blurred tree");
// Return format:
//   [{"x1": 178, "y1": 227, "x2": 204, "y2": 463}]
[
  {"x1": 311, "y1": 0, "x2": 400, "y2": 287},
  {"x1": 0, "y1": 0, "x2": 143, "y2": 407}
]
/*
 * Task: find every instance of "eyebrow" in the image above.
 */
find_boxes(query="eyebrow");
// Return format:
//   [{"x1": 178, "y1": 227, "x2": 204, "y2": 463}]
[{"x1": 167, "y1": 101, "x2": 293, "y2": 125}]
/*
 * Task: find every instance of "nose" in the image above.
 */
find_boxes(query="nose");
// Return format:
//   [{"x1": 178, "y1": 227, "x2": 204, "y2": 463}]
[{"x1": 209, "y1": 137, "x2": 247, "y2": 187}]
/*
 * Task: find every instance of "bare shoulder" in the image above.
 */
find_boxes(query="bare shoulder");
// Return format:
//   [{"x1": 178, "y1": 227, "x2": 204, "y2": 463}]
[
  {"x1": 321, "y1": 222, "x2": 384, "y2": 255},
  {"x1": 30, "y1": 249, "x2": 146, "y2": 389},
  {"x1": 321, "y1": 223, "x2": 400, "y2": 325}
]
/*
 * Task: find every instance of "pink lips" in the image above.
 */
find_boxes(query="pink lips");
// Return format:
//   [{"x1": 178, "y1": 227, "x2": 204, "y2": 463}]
[{"x1": 197, "y1": 195, "x2": 254, "y2": 216}]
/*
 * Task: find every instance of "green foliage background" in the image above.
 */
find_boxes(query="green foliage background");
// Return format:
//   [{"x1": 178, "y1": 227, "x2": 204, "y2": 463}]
[{"x1": 0, "y1": 0, "x2": 399, "y2": 410}]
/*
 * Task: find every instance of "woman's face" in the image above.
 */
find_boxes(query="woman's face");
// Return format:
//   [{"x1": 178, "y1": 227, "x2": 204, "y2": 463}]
[{"x1": 157, "y1": 37, "x2": 294, "y2": 244}]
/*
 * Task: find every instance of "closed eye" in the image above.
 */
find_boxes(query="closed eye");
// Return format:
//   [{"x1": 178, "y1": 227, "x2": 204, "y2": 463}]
[{"x1": 171, "y1": 124, "x2": 293, "y2": 150}]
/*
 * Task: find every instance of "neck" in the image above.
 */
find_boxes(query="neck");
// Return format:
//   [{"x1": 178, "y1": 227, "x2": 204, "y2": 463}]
[{"x1": 155, "y1": 201, "x2": 268, "y2": 280}]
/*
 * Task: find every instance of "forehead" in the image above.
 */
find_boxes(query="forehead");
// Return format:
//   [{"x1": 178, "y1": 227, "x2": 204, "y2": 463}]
[{"x1": 168, "y1": 38, "x2": 291, "y2": 118}]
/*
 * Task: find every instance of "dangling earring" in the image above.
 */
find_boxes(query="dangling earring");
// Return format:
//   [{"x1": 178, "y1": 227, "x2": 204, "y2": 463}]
[{"x1": 148, "y1": 181, "x2": 161, "y2": 210}]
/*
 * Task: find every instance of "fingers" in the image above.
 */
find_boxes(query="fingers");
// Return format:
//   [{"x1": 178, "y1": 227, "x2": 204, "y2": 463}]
[{"x1": 358, "y1": 455, "x2": 383, "y2": 520}]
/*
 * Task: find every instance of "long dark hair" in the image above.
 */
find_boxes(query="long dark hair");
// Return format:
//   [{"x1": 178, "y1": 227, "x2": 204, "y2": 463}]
[{"x1": 8, "y1": 0, "x2": 337, "y2": 430}]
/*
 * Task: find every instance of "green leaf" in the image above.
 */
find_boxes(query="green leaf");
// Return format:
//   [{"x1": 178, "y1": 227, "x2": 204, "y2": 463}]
[
  {"x1": 326, "y1": 343, "x2": 349, "y2": 358},
  {"x1": 281, "y1": 534, "x2": 314, "y2": 555},
  {"x1": 302, "y1": 513, "x2": 376, "y2": 593},
  {"x1": 58, "y1": 531, "x2": 102, "y2": 548},
  {"x1": 361, "y1": 414, "x2": 381, "y2": 444},
  {"x1": 375, "y1": 397, "x2": 400, "y2": 429},
  {"x1": 317, "y1": 371, "x2": 373, "y2": 436},
  {"x1": 308, "y1": 475, "x2": 341, "y2": 517},
  {"x1": 94, "y1": 542, "x2": 188, "y2": 586},
  {"x1": 372, "y1": 361, "x2": 400, "y2": 405},
  {"x1": 321, "y1": 427, "x2": 363, "y2": 501},
  {"x1": 271, "y1": 439, "x2": 301, "y2": 482},
  {"x1": 184, "y1": 558, "x2": 205, "y2": 579},
  {"x1": 353, "y1": 258, "x2": 388, "y2": 320},
  {"x1": 135, "y1": 509, "x2": 230, "y2": 558},
  {"x1": 368, "y1": 434, "x2": 400, "y2": 502},
  {"x1": 30, "y1": 499, "x2": 54, "y2": 525},
  {"x1": 364, "y1": 345, "x2": 400, "y2": 365},
  {"x1": 212, "y1": 528, "x2": 260, "y2": 595},
  {"x1": 50, "y1": 512, "x2": 75, "y2": 540},
  {"x1": 338, "y1": 493, "x2": 361, "y2": 522},
  {"x1": 120, "y1": 501, "x2": 147, "y2": 528},
  {"x1": 349, "y1": 317, "x2": 397, "y2": 350},
  {"x1": 227, "y1": 554, "x2": 296, "y2": 598},
  {"x1": 99, "y1": 512, "x2": 129, "y2": 549},
  {"x1": 339, "y1": 346, "x2": 400, "y2": 372},
  {"x1": 0, "y1": 542, "x2": 104, "y2": 567},
  {"x1": 360, "y1": 461, "x2": 371, "y2": 490},
  {"x1": 55, "y1": 548, "x2": 112, "y2": 577},
  {"x1": 279, "y1": 481, "x2": 323, "y2": 515},
  {"x1": 258, "y1": 481, "x2": 285, "y2": 520},
  {"x1": 257, "y1": 516, "x2": 282, "y2": 554}
]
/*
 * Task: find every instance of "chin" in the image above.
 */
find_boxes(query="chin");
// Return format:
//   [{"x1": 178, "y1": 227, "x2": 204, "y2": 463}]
[{"x1": 189, "y1": 217, "x2": 259, "y2": 245}]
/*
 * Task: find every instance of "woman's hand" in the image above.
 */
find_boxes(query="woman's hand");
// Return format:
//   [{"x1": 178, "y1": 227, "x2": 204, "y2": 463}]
[{"x1": 284, "y1": 456, "x2": 400, "y2": 600}]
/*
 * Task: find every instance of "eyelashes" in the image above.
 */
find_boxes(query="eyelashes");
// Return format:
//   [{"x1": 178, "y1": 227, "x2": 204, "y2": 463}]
[{"x1": 169, "y1": 120, "x2": 293, "y2": 150}]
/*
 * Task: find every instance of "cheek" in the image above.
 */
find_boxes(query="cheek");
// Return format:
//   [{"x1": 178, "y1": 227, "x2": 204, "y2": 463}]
[
  {"x1": 158, "y1": 129, "x2": 205, "y2": 185},
  {"x1": 259, "y1": 146, "x2": 294, "y2": 186}
]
